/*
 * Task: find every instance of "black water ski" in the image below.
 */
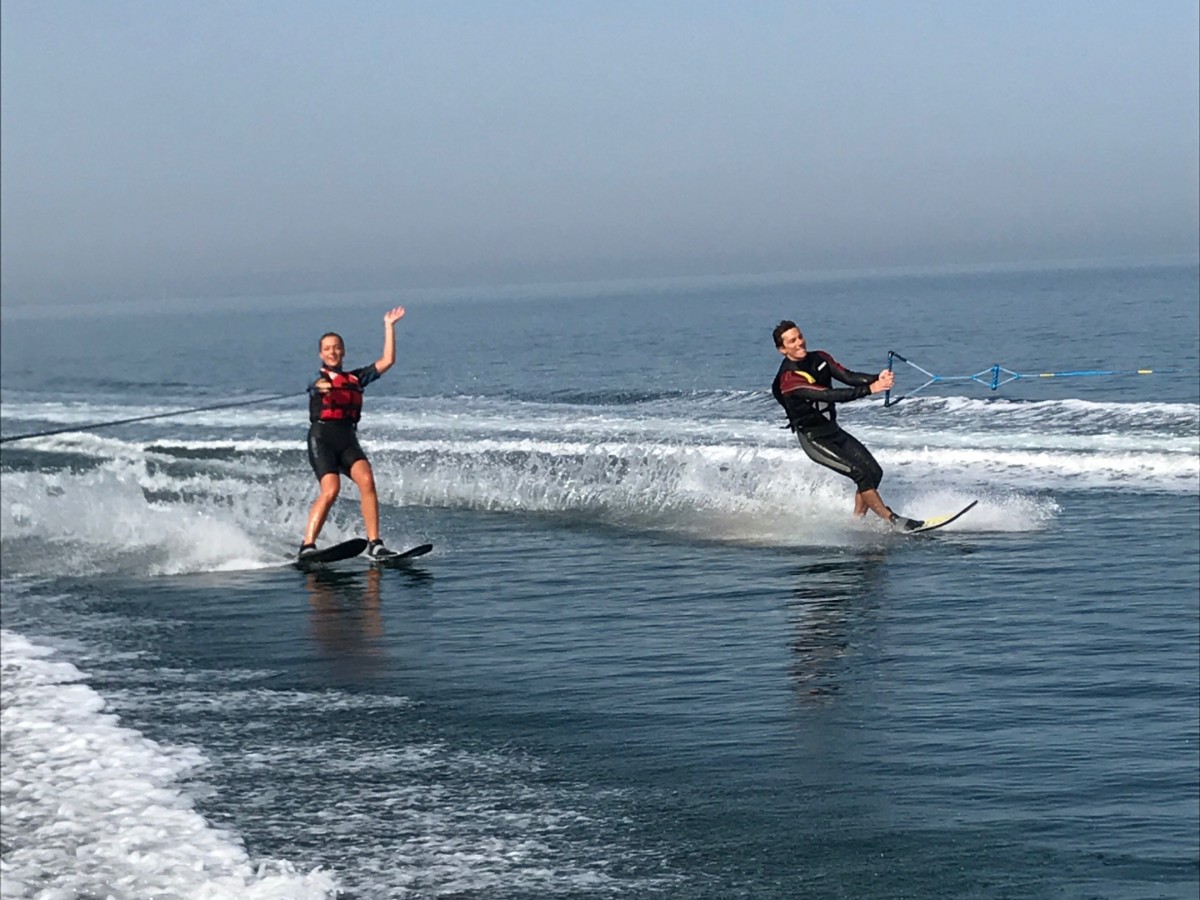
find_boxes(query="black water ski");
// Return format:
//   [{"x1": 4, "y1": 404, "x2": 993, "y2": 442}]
[
  {"x1": 906, "y1": 500, "x2": 978, "y2": 535},
  {"x1": 368, "y1": 543, "x2": 434, "y2": 566},
  {"x1": 294, "y1": 538, "x2": 368, "y2": 569}
]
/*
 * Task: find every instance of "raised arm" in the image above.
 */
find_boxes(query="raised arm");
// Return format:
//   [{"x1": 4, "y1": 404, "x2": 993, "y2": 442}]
[{"x1": 373, "y1": 306, "x2": 406, "y2": 376}]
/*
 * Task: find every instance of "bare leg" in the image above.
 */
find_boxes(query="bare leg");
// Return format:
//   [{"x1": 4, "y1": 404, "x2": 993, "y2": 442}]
[
  {"x1": 348, "y1": 459, "x2": 380, "y2": 542},
  {"x1": 304, "y1": 473, "x2": 342, "y2": 544},
  {"x1": 855, "y1": 488, "x2": 894, "y2": 522}
]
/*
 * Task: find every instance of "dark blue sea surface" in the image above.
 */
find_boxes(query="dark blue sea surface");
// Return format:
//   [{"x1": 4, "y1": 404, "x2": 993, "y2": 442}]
[{"x1": 2, "y1": 262, "x2": 1198, "y2": 898}]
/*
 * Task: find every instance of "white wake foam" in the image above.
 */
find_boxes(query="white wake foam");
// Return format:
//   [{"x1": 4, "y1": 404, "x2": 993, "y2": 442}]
[
  {"x1": 1, "y1": 392, "x2": 1193, "y2": 576},
  {"x1": 0, "y1": 629, "x2": 338, "y2": 899}
]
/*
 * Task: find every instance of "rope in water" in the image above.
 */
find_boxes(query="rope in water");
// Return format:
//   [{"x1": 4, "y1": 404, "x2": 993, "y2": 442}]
[
  {"x1": 0, "y1": 392, "x2": 303, "y2": 444},
  {"x1": 883, "y1": 350, "x2": 1176, "y2": 407},
  {"x1": 2, "y1": 355, "x2": 1180, "y2": 440}
]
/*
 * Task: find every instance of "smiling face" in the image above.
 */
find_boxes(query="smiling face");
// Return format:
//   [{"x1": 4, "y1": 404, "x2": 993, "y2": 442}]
[
  {"x1": 318, "y1": 334, "x2": 345, "y2": 369},
  {"x1": 777, "y1": 327, "x2": 808, "y2": 361}
]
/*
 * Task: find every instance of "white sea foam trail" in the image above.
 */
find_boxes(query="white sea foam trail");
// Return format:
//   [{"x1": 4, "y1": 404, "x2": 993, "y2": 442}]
[
  {"x1": 0, "y1": 393, "x2": 1194, "y2": 574},
  {"x1": 0, "y1": 629, "x2": 338, "y2": 900},
  {"x1": 0, "y1": 435, "x2": 1054, "y2": 578}
]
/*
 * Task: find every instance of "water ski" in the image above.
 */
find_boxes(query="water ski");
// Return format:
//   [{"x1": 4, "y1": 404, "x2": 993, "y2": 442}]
[
  {"x1": 906, "y1": 500, "x2": 978, "y2": 534},
  {"x1": 368, "y1": 543, "x2": 434, "y2": 567},
  {"x1": 294, "y1": 538, "x2": 368, "y2": 569}
]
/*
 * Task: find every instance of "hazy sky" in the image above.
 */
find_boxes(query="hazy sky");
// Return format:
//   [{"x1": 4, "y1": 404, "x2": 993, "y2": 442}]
[{"x1": 2, "y1": 0, "x2": 1198, "y2": 304}]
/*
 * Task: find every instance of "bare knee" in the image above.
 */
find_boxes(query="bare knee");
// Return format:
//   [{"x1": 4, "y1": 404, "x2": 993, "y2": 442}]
[{"x1": 350, "y1": 462, "x2": 377, "y2": 495}]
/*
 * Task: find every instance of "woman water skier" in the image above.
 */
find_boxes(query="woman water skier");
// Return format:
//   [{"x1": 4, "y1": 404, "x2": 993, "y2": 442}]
[
  {"x1": 771, "y1": 319, "x2": 923, "y2": 529},
  {"x1": 300, "y1": 306, "x2": 406, "y2": 559}
]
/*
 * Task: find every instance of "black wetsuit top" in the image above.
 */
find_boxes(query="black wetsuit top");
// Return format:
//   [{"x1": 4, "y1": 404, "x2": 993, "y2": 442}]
[
  {"x1": 771, "y1": 351, "x2": 875, "y2": 437},
  {"x1": 772, "y1": 352, "x2": 884, "y2": 492}
]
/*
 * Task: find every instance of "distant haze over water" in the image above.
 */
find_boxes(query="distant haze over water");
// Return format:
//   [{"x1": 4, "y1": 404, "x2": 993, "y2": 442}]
[{"x1": 2, "y1": 2, "x2": 1197, "y2": 307}]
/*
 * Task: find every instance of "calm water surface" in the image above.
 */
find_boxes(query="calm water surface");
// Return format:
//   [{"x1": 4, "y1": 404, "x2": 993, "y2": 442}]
[{"x1": 2, "y1": 262, "x2": 1197, "y2": 898}]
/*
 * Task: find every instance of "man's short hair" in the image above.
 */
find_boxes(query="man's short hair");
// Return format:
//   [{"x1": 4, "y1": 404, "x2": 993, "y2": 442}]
[
  {"x1": 772, "y1": 320, "x2": 799, "y2": 348},
  {"x1": 319, "y1": 332, "x2": 344, "y2": 349}
]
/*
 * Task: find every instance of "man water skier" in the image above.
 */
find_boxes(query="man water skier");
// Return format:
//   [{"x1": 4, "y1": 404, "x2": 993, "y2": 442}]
[
  {"x1": 300, "y1": 306, "x2": 406, "y2": 560},
  {"x1": 771, "y1": 320, "x2": 923, "y2": 530}
]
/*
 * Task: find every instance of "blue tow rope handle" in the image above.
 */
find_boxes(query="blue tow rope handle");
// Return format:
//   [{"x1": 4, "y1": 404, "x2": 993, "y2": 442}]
[{"x1": 882, "y1": 350, "x2": 1175, "y2": 408}]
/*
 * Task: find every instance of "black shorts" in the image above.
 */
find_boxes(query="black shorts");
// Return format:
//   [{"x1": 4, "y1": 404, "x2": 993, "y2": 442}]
[
  {"x1": 307, "y1": 422, "x2": 368, "y2": 479},
  {"x1": 796, "y1": 427, "x2": 883, "y2": 492}
]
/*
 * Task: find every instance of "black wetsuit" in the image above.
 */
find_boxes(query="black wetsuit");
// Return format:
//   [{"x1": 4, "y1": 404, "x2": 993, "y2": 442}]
[
  {"x1": 772, "y1": 351, "x2": 883, "y2": 492},
  {"x1": 306, "y1": 364, "x2": 380, "y2": 479}
]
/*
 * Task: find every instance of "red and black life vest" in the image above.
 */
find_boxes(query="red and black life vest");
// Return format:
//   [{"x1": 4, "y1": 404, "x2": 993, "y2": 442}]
[{"x1": 316, "y1": 367, "x2": 364, "y2": 423}]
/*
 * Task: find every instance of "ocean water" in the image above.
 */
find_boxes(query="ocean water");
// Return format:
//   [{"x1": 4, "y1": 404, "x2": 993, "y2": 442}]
[{"x1": 1, "y1": 261, "x2": 1198, "y2": 899}]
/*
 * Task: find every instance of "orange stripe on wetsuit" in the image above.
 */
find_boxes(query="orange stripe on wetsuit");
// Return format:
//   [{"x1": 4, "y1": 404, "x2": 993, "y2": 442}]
[{"x1": 771, "y1": 351, "x2": 873, "y2": 435}]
